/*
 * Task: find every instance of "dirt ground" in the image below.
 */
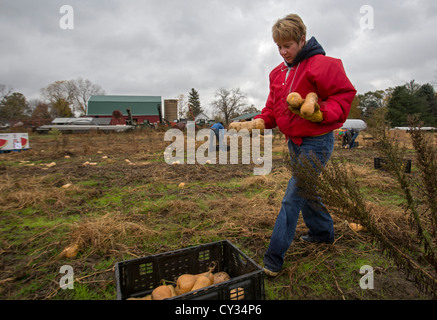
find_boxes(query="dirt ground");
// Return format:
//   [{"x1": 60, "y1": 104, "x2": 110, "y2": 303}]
[{"x1": 0, "y1": 128, "x2": 434, "y2": 300}]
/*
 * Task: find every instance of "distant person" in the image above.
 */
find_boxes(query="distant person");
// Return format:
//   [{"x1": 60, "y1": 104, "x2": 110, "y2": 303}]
[
  {"x1": 342, "y1": 129, "x2": 350, "y2": 148},
  {"x1": 349, "y1": 129, "x2": 359, "y2": 148},
  {"x1": 209, "y1": 122, "x2": 226, "y2": 151},
  {"x1": 343, "y1": 129, "x2": 359, "y2": 149}
]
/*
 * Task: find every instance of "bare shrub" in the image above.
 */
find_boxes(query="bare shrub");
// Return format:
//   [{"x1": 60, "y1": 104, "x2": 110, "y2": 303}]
[{"x1": 292, "y1": 118, "x2": 437, "y2": 296}]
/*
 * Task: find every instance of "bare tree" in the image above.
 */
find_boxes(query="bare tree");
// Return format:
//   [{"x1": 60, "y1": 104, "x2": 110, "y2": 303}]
[
  {"x1": 210, "y1": 87, "x2": 247, "y2": 125},
  {"x1": 241, "y1": 104, "x2": 261, "y2": 115},
  {"x1": 431, "y1": 69, "x2": 437, "y2": 89},
  {"x1": 41, "y1": 80, "x2": 75, "y2": 117},
  {"x1": 41, "y1": 78, "x2": 105, "y2": 117},
  {"x1": 0, "y1": 84, "x2": 13, "y2": 102},
  {"x1": 69, "y1": 78, "x2": 105, "y2": 115},
  {"x1": 177, "y1": 94, "x2": 188, "y2": 119},
  {"x1": 41, "y1": 81, "x2": 74, "y2": 103}
]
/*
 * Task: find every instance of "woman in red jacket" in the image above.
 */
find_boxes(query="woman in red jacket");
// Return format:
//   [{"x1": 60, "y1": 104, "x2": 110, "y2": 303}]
[{"x1": 231, "y1": 14, "x2": 356, "y2": 276}]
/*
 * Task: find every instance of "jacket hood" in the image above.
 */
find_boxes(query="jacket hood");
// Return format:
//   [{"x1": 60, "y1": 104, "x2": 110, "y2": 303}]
[{"x1": 286, "y1": 36, "x2": 326, "y2": 67}]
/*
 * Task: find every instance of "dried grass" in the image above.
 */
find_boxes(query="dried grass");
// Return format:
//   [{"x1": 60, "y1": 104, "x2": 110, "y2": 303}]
[
  {"x1": 66, "y1": 212, "x2": 158, "y2": 256},
  {"x1": 2, "y1": 129, "x2": 435, "y2": 299},
  {"x1": 0, "y1": 174, "x2": 73, "y2": 213}
]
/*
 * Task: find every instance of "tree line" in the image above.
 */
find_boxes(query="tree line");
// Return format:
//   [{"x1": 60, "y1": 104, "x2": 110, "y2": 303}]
[
  {"x1": 0, "y1": 78, "x2": 105, "y2": 123},
  {"x1": 184, "y1": 79, "x2": 437, "y2": 127},
  {"x1": 177, "y1": 88, "x2": 260, "y2": 125},
  {"x1": 351, "y1": 80, "x2": 437, "y2": 127},
  {"x1": 2, "y1": 78, "x2": 436, "y2": 127}
]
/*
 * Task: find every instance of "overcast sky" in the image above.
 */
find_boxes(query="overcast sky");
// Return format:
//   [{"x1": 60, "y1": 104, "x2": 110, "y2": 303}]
[{"x1": 1, "y1": 0, "x2": 436, "y2": 117}]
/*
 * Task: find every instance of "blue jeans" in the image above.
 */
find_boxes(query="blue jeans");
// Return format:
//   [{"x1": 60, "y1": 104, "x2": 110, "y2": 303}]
[
  {"x1": 264, "y1": 132, "x2": 335, "y2": 272},
  {"x1": 209, "y1": 128, "x2": 226, "y2": 151},
  {"x1": 349, "y1": 132, "x2": 359, "y2": 148}
]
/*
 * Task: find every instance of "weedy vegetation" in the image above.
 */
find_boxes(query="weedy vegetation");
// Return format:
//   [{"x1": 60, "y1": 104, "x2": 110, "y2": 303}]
[
  {"x1": 293, "y1": 115, "x2": 436, "y2": 297},
  {"x1": 0, "y1": 126, "x2": 435, "y2": 300}
]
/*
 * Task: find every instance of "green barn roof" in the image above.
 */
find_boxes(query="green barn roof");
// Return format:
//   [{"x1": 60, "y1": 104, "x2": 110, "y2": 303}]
[
  {"x1": 231, "y1": 112, "x2": 261, "y2": 121},
  {"x1": 87, "y1": 95, "x2": 161, "y2": 116}
]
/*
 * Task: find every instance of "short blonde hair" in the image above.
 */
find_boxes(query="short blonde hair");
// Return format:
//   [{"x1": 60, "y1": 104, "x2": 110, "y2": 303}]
[{"x1": 272, "y1": 14, "x2": 306, "y2": 44}]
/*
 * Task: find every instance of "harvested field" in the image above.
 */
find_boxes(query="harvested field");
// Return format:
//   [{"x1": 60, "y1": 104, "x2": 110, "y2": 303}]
[{"x1": 0, "y1": 129, "x2": 434, "y2": 300}]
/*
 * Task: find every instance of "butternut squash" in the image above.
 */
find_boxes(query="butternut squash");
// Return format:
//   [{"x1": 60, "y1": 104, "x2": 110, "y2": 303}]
[
  {"x1": 300, "y1": 92, "x2": 318, "y2": 117},
  {"x1": 151, "y1": 284, "x2": 173, "y2": 300},
  {"x1": 126, "y1": 296, "x2": 147, "y2": 300},
  {"x1": 229, "y1": 121, "x2": 242, "y2": 131},
  {"x1": 168, "y1": 284, "x2": 177, "y2": 297},
  {"x1": 175, "y1": 271, "x2": 214, "y2": 294},
  {"x1": 200, "y1": 270, "x2": 215, "y2": 284},
  {"x1": 349, "y1": 222, "x2": 366, "y2": 232},
  {"x1": 230, "y1": 287, "x2": 245, "y2": 300},
  {"x1": 229, "y1": 119, "x2": 264, "y2": 135},
  {"x1": 126, "y1": 294, "x2": 152, "y2": 300},
  {"x1": 253, "y1": 119, "x2": 265, "y2": 134},
  {"x1": 191, "y1": 273, "x2": 212, "y2": 291},
  {"x1": 213, "y1": 271, "x2": 230, "y2": 284},
  {"x1": 176, "y1": 262, "x2": 217, "y2": 294},
  {"x1": 176, "y1": 274, "x2": 198, "y2": 294},
  {"x1": 286, "y1": 92, "x2": 304, "y2": 109},
  {"x1": 60, "y1": 242, "x2": 80, "y2": 259},
  {"x1": 191, "y1": 265, "x2": 216, "y2": 292}
]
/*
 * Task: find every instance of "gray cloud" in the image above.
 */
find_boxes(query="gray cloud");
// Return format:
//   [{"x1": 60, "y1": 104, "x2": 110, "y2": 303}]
[{"x1": 1, "y1": 0, "x2": 436, "y2": 116}]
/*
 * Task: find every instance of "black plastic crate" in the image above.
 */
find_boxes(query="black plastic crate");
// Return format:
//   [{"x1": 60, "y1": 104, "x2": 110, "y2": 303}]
[
  {"x1": 115, "y1": 240, "x2": 264, "y2": 300},
  {"x1": 374, "y1": 157, "x2": 412, "y2": 173},
  {"x1": 373, "y1": 157, "x2": 386, "y2": 170}
]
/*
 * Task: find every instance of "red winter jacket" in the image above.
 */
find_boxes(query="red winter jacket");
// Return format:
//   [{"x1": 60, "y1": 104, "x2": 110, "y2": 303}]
[{"x1": 255, "y1": 53, "x2": 356, "y2": 146}]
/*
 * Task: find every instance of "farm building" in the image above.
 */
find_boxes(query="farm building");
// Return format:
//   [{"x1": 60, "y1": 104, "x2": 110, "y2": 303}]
[
  {"x1": 163, "y1": 99, "x2": 178, "y2": 122},
  {"x1": 231, "y1": 112, "x2": 261, "y2": 122},
  {"x1": 195, "y1": 112, "x2": 211, "y2": 121},
  {"x1": 87, "y1": 95, "x2": 162, "y2": 125}
]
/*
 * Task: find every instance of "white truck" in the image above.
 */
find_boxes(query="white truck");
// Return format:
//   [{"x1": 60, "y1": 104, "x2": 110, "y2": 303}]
[{"x1": 0, "y1": 133, "x2": 30, "y2": 153}]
